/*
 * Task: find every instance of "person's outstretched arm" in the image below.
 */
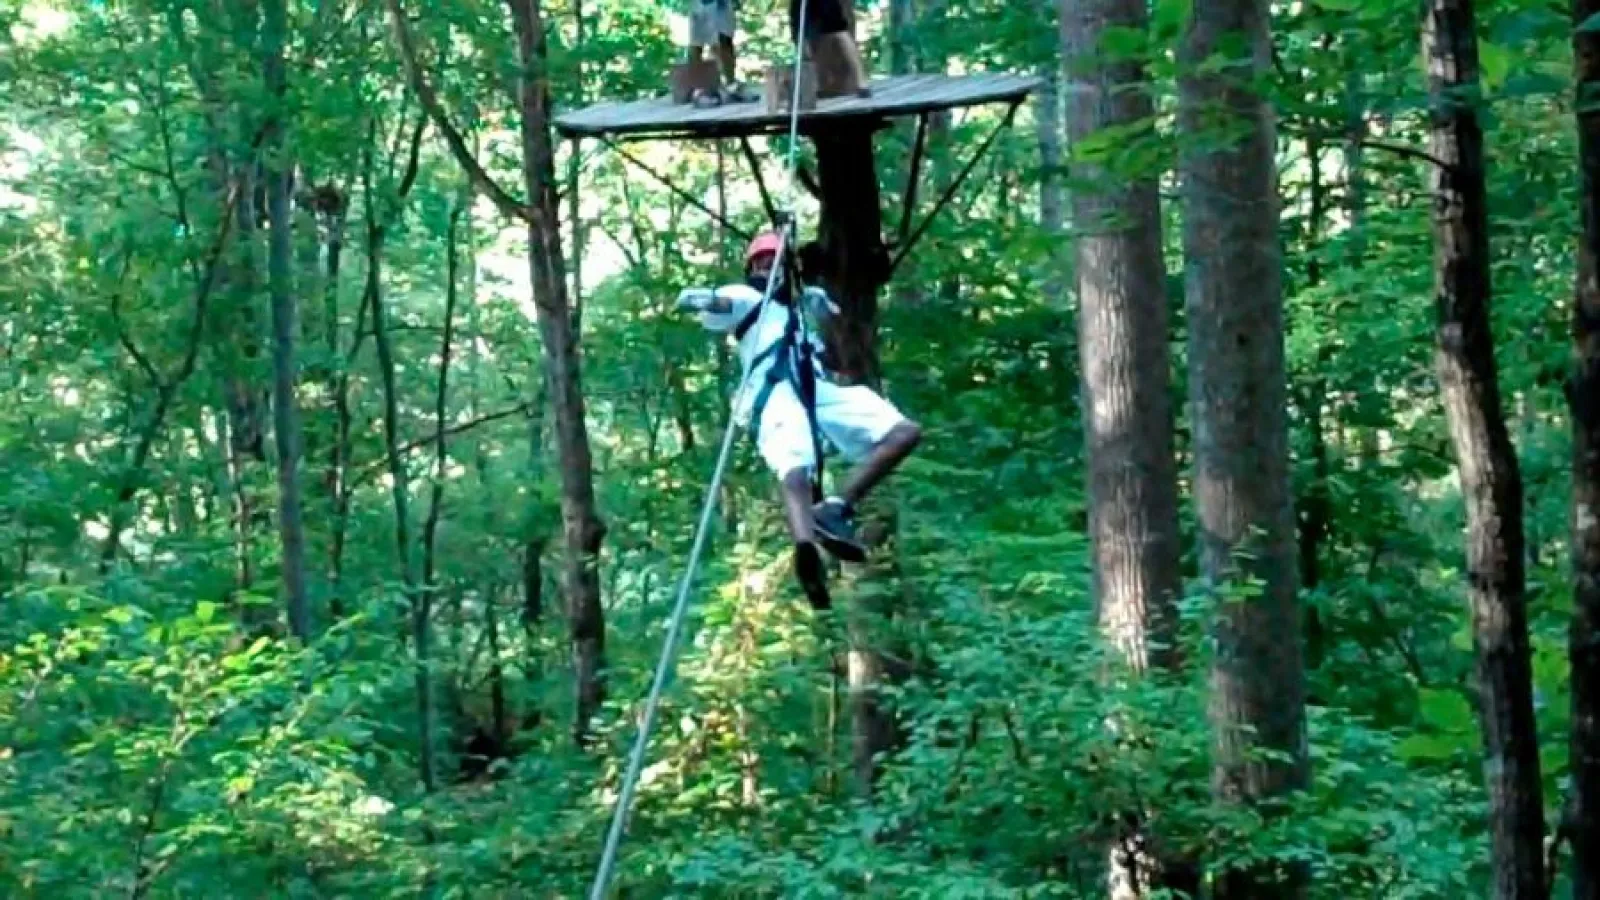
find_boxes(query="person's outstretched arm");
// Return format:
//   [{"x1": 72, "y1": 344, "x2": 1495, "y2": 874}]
[{"x1": 677, "y1": 283, "x2": 762, "y2": 332}]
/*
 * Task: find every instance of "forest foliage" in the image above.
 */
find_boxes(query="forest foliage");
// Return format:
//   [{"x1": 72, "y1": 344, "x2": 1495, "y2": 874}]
[{"x1": 0, "y1": 0, "x2": 1590, "y2": 896}]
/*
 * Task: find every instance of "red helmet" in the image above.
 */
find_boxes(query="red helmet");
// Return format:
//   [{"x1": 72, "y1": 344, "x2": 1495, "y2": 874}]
[{"x1": 744, "y1": 230, "x2": 784, "y2": 269}]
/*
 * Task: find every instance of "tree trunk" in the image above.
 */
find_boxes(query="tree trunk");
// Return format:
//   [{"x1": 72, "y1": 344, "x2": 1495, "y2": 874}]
[
  {"x1": 363, "y1": 140, "x2": 436, "y2": 793},
  {"x1": 1063, "y1": 0, "x2": 1183, "y2": 673},
  {"x1": 889, "y1": 0, "x2": 916, "y2": 75},
  {"x1": 320, "y1": 191, "x2": 351, "y2": 616},
  {"x1": 1571, "y1": 0, "x2": 1600, "y2": 890},
  {"x1": 487, "y1": 587, "x2": 510, "y2": 750},
  {"x1": 1178, "y1": 0, "x2": 1309, "y2": 895},
  {"x1": 1062, "y1": 0, "x2": 1193, "y2": 893},
  {"x1": 1422, "y1": 2, "x2": 1546, "y2": 895},
  {"x1": 223, "y1": 167, "x2": 267, "y2": 600},
  {"x1": 812, "y1": 124, "x2": 908, "y2": 797},
  {"x1": 263, "y1": 0, "x2": 310, "y2": 641},
  {"x1": 507, "y1": 0, "x2": 607, "y2": 748},
  {"x1": 422, "y1": 202, "x2": 464, "y2": 637},
  {"x1": 419, "y1": 199, "x2": 466, "y2": 776},
  {"x1": 1297, "y1": 125, "x2": 1333, "y2": 598},
  {"x1": 1037, "y1": 0, "x2": 1064, "y2": 296}
]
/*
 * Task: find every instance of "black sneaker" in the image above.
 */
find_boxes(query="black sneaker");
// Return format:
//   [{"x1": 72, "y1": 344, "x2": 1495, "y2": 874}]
[
  {"x1": 812, "y1": 498, "x2": 868, "y2": 563},
  {"x1": 794, "y1": 542, "x2": 832, "y2": 611}
]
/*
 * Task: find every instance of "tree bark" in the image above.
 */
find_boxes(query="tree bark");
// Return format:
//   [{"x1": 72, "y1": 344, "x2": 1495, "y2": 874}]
[
  {"x1": 506, "y1": 0, "x2": 608, "y2": 748},
  {"x1": 1062, "y1": 0, "x2": 1183, "y2": 673},
  {"x1": 223, "y1": 166, "x2": 268, "y2": 599},
  {"x1": 812, "y1": 123, "x2": 908, "y2": 797},
  {"x1": 1422, "y1": 1, "x2": 1546, "y2": 895},
  {"x1": 1037, "y1": 0, "x2": 1065, "y2": 310},
  {"x1": 1297, "y1": 124, "x2": 1333, "y2": 599},
  {"x1": 363, "y1": 137, "x2": 436, "y2": 793},
  {"x1": 417, "y1": 201, "x2": 465, "y2": 780},
  {"x1": 1062, "y1": 0, "x2": 1192, "y2": 893},
  {"x1": 1178, "y1": 0, "x2": 1309, "y2": 894},
  {"x1": 422, "y1": 202, "x2": 464, "y2": 642},
  {"x1": 262, "y1": 0, "x2": 310, "y2": 640},
  {"x1": 1571, "y1": 0, "x2": 1600, "y2": 890}
]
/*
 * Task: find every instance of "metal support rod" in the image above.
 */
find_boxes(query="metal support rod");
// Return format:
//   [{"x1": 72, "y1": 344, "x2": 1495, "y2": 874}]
[
  {"x1": 886, "y1": 99, "x2": 1022, "y2": 278},
  {"x1": 739, "y1": 136, "x2": 783, "y2": 227},
  {"x1": 600, "y1": 137, "x2": 754, "y2": 242},
  {"x1": 895, "y1": 112, "x2": 929, "y2": 249}
]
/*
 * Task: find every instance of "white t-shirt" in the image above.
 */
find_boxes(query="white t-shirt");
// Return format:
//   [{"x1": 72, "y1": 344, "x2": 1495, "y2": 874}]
[{"x1": 698, "y1": 282, "x2": 835, "y2": 416}]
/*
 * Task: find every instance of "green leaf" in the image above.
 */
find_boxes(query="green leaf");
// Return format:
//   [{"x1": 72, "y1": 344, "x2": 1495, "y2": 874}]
[
  {"x1": 1151, "y1": 0, "x2": 1192, "y2": 33},
  {"x1": 1418, "y1": 688, "x2": 1473, "y2": 733},
  {"x1": 1579, "y1": 10, "x2": 1600, "y2": 31},
  {"x1": 1396, "y1": 733, "x2": 1461, "y2": 762},
  {"x1": 1480, "y1": 41, "x2": 1511, "y2": 91},
  {"x1": 1099, "y1": 26, "x2": 1148, "y2": 60},
  {"x1": 195, "y1": 601, "x2": 217, "y2": 624}
]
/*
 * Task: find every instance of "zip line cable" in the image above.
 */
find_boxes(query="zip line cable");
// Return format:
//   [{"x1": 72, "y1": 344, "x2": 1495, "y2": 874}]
[{"x1": 586, "y1": 7, "x2": 814, "y2": 897}]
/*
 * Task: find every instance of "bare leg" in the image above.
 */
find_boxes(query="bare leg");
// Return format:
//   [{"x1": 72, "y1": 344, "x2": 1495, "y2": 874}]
[
  {"x1": 716, "y1": 35, "x2": 737, "y2": 84},
  {"x1": 782, "y1": 468, "x2": 832, "y2": 610},
  {"x1": 780, "y1": 467, "x2": 816, "y2": 543},
  {"x1": 836, "y1": 419, "x2": 921, "y2": 507},
  {"x1": 840, "y1": 34, "x2": 872, "y2": 96}
]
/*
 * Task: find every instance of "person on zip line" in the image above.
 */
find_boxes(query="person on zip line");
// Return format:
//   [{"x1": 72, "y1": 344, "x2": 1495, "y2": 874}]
[{"x1": 676, "y1": 228, "x2": 921, "y2": 610}]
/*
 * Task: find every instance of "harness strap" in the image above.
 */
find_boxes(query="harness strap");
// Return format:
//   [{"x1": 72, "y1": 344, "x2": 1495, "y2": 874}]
[
  {"x1": 732, "y1": 299, "x2": 763, "y2": 342},
  {"x1": 744, "y1": 300, "x2": 827, "y2": 499}
]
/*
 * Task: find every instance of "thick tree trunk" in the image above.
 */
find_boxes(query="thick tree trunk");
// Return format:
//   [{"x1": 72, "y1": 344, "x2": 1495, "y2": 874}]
[
  {"x1": 812, "y1": 124, "x2": 909, "y2": 796},
  {"x1": 1062, "y1": 0, "x2": 1192, "y2": 894},
  {"x1": 263, "y1": 0, "x2": 309, "y2": 640},
  {"x1": 1178, "y1": 0, "x2": 1308, "y2": 895},
  {"x1": 507, "y1": 0, "x2": 607, "y2": 748},
  {"x1": 1422, "y1": 2, "x2": 1546, "y2": 895},
  {"x1": 1062, "y1": 0, "x2": 1183, "y2": 672},
  {"x1": 1571, "y1": 0, "x2": 1600, "y2": 889}
]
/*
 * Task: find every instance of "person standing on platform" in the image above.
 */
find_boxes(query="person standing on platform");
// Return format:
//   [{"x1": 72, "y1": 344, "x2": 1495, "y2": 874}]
[
  {"x1": 789, "y1": 0, "x2": 873, "y2": 97},
  {"x1": 687, "y1": 0, "x2": 757, "y2": 105}
]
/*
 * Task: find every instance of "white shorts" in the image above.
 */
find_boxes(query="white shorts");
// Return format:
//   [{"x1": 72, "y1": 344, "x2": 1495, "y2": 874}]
[
  {"x1": 749, "y1": 378, "x2": 906, "y2": 478},
  {"x1": 689, "y1": 0, "x2": 736, "y2": 45}
]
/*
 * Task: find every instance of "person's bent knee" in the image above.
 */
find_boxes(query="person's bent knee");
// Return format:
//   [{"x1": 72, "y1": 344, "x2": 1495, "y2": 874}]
[
  {"x1": 891, "y1": 418, "x2": 922, "y2": 452},
  {"x1": 781, "y1": 467, "x2": 813, "y2": 490}
]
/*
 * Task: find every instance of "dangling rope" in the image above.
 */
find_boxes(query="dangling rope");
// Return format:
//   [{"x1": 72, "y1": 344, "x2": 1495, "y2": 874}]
[{"x1": 586, "y1": 6, "x2": 814, "y2": 898}]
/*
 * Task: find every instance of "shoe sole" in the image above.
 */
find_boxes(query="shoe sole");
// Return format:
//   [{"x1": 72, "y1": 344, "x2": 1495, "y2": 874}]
[
  {"x1": 814, "y1": 523, "x2": 868, "y2": 564},
  {"x1": 795, "y1": 543, "x2": 832, "y2": 611}
]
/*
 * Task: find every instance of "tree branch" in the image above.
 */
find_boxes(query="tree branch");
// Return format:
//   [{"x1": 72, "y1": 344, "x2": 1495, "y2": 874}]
[
  {"x1": 1285, "y1": 124, "x2": 1454, "y2": 172},
  {"x1": 396, "y1": 115, "x2": 427, "y2": 201},
  {"x1": 383, "y1": 0, "x2": 536, "y2": 226},
  {"x1": 109, "y1": 257, "x2": 160, "y2": 387},
  {"x1": 1358, "y1": 138, "x2": 1453, "y2": 172},
  {"x1": 349, "y1": 402, "x2": 534, "y2": 490},
  {"x1": 99, "y1": 183, "x2": 240, "y2": 568}
]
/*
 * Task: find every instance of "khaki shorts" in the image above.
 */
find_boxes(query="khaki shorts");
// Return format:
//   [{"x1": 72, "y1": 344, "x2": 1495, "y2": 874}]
[
  {"x1": 750, "y1": 378, "x2": 905, "y2": 479},
  {"x1": 689, "y1": 0, "x2": 736, "y2": 45}
]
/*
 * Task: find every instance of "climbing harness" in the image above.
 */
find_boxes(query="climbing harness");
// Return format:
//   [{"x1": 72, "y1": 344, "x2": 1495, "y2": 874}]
[
  {"x1": 587, "y1": 4, "x2": 815, "y2": 896},
  {"x1": 736, "y1": 272, "x2": 830, "y2": 502}
]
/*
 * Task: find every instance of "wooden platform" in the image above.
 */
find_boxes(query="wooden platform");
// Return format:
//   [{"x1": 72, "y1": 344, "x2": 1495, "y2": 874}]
[{"x1": 554, "y1": 72, "x2": 1040, "y2": 142}]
